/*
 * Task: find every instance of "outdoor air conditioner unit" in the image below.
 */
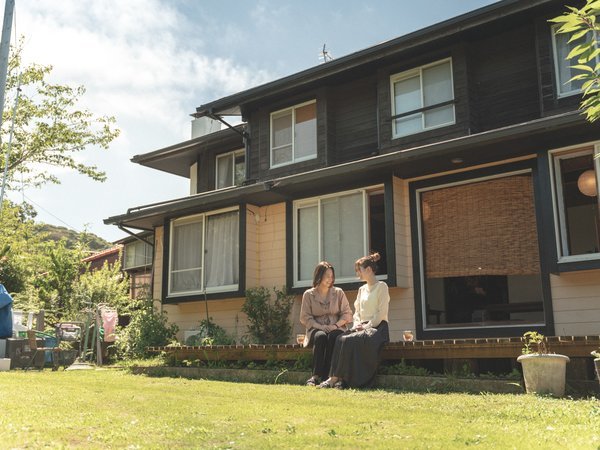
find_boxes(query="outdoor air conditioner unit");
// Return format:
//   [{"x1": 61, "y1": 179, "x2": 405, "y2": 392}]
[{"x1": 183, "y1": 330, "x2": 201, "y2": 345}]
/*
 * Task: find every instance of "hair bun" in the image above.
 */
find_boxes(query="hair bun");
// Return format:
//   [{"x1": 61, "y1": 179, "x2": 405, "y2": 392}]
[{"x1": 370, "y1": 252, "x2": 380, "y2": 262}]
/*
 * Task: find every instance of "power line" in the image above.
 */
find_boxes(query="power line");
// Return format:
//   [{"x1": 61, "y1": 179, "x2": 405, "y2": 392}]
[{"x1": 22, "y1": 192, "x2": 81, "y2": 233}]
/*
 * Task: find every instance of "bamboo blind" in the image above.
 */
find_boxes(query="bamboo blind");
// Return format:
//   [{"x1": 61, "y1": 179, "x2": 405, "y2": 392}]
[{"x1": 422, "y1": 174, "x2": 540, "y2": 278}]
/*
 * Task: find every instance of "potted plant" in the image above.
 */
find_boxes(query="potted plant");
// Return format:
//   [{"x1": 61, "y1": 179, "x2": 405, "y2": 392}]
[{"x1": 516, "y1": 331, "x2": 570, "y2": 397}]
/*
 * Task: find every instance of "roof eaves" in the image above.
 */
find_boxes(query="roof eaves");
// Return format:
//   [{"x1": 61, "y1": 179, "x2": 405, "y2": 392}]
[
  {"x1": 131, "y1": 124, "x2": 244, "y2": 165},
  {"x1": 105, "y1": 110, "x2": 585, "y2": 227}
]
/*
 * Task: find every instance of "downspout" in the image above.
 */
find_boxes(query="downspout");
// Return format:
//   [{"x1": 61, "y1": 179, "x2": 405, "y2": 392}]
[
  {"x1": 117, "y1": 224, "x2": 154, "y2": 247},
  {"x1": 206, "y1": 110, "x2": 251, "y2": 184}
]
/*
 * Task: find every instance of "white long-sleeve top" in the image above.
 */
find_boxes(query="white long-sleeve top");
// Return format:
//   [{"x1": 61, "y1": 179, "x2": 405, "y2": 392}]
[{"x1": 353, "y1": 281, "x2": 390, "y2": 328}]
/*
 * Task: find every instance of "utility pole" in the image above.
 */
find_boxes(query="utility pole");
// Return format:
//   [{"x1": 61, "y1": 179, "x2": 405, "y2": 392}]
[{"x1": 0, "y1": 0, "x2": 15, "y2": 213}]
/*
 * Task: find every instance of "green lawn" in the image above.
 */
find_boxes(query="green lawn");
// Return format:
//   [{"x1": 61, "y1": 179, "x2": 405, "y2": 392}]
[{"x1": 1, "y1": 369, "x2": 599, "y2": 449}]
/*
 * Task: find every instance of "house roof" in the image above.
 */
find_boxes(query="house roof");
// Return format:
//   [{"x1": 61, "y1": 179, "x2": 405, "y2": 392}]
[
  {"x1": 193, "y1": 0, "x2": 555, "y2": 118},
  {"x1": 104, "y1": 111, "x2": 598, "y2": 231},
  {"x1": 82, "y1": 246, "x2": 122, "y2": 263},
  {"x1": 131, "y1": 125, "x2": 244, "y2": 178}
]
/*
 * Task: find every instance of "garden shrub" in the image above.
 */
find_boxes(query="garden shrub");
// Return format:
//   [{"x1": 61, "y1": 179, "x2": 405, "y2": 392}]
[
  {"x1": 185, "y1": 318, "x2": 235, "y2": 346},
  {"x1": 116, "y1": 297, "x2": 178, "y2": 359},
  {"x1": 241, "y1": 286, "x2": 293, "y2": 344}
]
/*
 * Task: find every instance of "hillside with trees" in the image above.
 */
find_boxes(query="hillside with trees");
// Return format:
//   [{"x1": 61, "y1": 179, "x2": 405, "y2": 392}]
[{"x1": 34, "y1": 223, "x2": 111, "y2": 251}]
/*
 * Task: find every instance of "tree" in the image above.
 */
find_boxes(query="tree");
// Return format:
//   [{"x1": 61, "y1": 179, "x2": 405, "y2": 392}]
[
  {"x1": 71, "y1": 258, "x2": 131, "y2": 316},
  {"x1": 0, "y1": 39, "x2": 120, "y2": 190},
  {"x1": 0, "y1": 200, "x2": 42, "y2": 293},
  {"x1": 551, "y1": 0, "x2": 600, "y2": 123}
]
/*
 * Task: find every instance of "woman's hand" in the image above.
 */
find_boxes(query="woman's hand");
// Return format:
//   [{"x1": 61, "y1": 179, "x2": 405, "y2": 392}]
[{"x1": 323, "y1": 324, "x2": 338, "y2": 333}]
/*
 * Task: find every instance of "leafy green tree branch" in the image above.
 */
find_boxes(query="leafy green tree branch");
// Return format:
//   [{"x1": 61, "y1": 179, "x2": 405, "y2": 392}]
[
  {"x1": 551, "y1": 0, "x2": 600, "y2": 123},
  {"x1": 0, "y1": 38, "x2": 120, "y2": 190}
]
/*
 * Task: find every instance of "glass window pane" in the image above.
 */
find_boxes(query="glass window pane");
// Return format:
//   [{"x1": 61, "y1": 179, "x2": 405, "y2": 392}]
[
  {"x1": 368, "y1": 192, "x2": 387, "y2": 276},
  {"x1": 234, "y1": 154, "x2": 245, "y2": 186},
  {"x1": 423, "y1": 61, "x2": 453, "y2": 107},
  {"x1": 205, "y1": 211, "x2": 239, "y2": 288},
  {"x1": 216, "y1": 154, "x2": 233, "y2": 189},
  {"x1": 322, "y1": 193, "x2": 364, "y2": 278},
  {"x1": 298, "y1": 206, "x2": 318, "y2": 281},
  {"x1": 424, "y1": 104, "x2": 454, "y2": 128},
  {"x1": 171, "y1": 271, "x2": 202, "y2": 293},
  {"x1": 558, "y1": 153, "x2": 600, "y2": 256},
  {"x1": 555, "y1": 32, "x2": 585, "y2": 94},
  {"x1": 123, "y1": 243, "x2": 134, "y2": 268},
  {"x1": 170, "y1": 220, "x2": 202, "y2": 293},
  {"x1": 272, "y1": 112, "x2": 292, "y2": 148},
  {"x1": 272, "y1": 145, "x2": 292, "y2": 166},
  {"x1": 394, "y1": 113, "x2": 422, "y2": 137},
  {"x1": 394, "y1": 76, "x2": 421, "y2": 115},
  {"x1": 294, "y1": 103, "x2": 317, "y2": 160}
]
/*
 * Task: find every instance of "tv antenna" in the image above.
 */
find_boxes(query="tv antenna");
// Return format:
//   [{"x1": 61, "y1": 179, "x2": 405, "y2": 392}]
[{"x1": 319, "y1": 44, "x2": 334, "y2": 63}]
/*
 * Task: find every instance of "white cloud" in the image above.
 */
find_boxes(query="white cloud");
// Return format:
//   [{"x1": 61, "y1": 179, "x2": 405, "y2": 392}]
[{"x1": 8, "y1": 0, "x2": 273, "y2": 241}]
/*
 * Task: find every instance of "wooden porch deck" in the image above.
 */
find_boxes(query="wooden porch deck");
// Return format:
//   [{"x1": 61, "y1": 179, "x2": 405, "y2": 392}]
[{"x1": 149, "y1": 335, "x2": 600, "y2": 362}]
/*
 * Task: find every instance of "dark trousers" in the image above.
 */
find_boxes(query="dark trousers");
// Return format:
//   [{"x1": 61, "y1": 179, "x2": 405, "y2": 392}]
[{"x1": 312, "y1": 329, "x2": 344, "y2": 380}]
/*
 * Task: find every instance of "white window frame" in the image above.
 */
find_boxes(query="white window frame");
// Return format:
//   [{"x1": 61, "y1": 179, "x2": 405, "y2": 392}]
[
  {"x1": 415, "y1": 169, "x2": 544, "y2": 331},
  {"x1": 292, "y1": 185, "x2": 387, "y2": 288},
  {"x1": 215, "y1": 149, "x2": 245, "y2": 190},
  {"x1": 549, "y1": 141, "x2": 600, "y2": 263},
  {"x1": 270, "y1": 99, "x2": 317, "y2": 168},
  {"x1": 168, "y1": 206, "x2": 239, "y2": 297},
  {"x1": 123, "y1": 240, "x2": 153, "y2": 270},
  {"x1": 551, "y1": 24, "x2": 600, "y2": 98},
  {"x1": 390, "y1": 58, "x2": 455, "y2": 139}
]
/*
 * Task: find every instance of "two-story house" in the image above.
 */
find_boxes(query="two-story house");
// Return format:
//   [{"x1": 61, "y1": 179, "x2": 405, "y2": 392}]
[{"x1": 105, "y1": 0, "x2": 600, "y2": 343}]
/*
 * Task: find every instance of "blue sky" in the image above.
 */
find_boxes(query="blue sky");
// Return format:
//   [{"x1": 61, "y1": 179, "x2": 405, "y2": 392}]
[{"x1": 5, "y1": 0, "x2": 498, "y2": 242}]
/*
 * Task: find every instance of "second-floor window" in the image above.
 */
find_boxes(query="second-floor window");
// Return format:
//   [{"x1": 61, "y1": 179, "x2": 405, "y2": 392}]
[
  {"x1": 270, "y1": 100, "x2": 317, "y2": 168},
  {"x1": 390, "y1": 58, "x2": 455, "y2": 139},
  {"x1": 123, "y1": 239, "x2": 153, "y2": 270},
  {"x1": 551, "y1": 24, "x2": 600, "y2": 97},
  {"x1": 216, "y1": 150, "x2": 245, "y2": 189}
]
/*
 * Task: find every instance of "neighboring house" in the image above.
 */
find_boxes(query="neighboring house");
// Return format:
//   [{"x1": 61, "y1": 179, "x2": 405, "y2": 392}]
[
  {"x1": 116, "y1": 233, "x2": 154, "y2": 299},
  {"x1": 81, "y1": 232, "x2": 153, "y2": 300},
  {"x1": 105, "y1": 0, "x2": 600, "y2": 343},
  {"x1": 82, "y1": 247, "x2": 121, "y2": 273}
]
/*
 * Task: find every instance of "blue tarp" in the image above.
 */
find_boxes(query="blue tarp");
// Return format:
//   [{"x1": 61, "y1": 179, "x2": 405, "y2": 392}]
[{"x1": 0, "y1": 284, "x2": 13, "y2": 338}]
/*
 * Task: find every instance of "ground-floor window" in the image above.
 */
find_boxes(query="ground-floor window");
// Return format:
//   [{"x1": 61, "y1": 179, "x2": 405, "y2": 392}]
[
  {"x1": 168, "y1": 208, "x2": 239, "y2": 296},
  {"x1": 417, "y1": 172, "x2": 545, "y2": 329},
  {"x1": 550, "y1": 143, "x2": 600, "y2": 261},
  {"x1": 293, "y1": 186, "x2": 387, "y2": 286}
]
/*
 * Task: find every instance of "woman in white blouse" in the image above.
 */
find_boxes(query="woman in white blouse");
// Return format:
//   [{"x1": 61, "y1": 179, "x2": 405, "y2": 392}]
[{"x1": 318, "y1": 252, "x2": 390, "y2": 389}]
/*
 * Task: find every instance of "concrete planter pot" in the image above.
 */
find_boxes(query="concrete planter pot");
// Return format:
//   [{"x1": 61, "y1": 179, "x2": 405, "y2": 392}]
[{"x1": 517, "y1": 353, "x2": 570, "y2": 397}]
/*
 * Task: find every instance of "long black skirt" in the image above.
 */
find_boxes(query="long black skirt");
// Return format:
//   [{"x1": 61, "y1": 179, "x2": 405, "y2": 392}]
[{"x1": 329, "y1": 320, "x2": 389, "y2": 388}]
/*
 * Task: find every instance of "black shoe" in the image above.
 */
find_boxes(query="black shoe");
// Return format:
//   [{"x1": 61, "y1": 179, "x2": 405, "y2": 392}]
[
  {"x1": 333, "y1": 380, "x2": 347, "y2": 390},
  {"x1": 306, "y1": 376, "x2": 320, "y2": 386}
]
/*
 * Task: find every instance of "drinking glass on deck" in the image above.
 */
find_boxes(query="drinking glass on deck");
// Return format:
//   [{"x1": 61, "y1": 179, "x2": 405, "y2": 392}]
[
  {"x1": 296, "y1": 334, "x2": 305, "y2": 345},
  {"x1": 403, "y1": 330, "x2": 414, "y2": 342}
]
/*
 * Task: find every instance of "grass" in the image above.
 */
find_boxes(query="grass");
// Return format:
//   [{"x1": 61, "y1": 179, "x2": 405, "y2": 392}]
[{"x1": 1, "y1": 369, "x2": 599, "y2": 449}]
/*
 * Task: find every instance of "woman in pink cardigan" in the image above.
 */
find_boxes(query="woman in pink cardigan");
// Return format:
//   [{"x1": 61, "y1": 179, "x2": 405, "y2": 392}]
[{"x1": 300, "y1": 261, "x2": 353, "y2": 386}]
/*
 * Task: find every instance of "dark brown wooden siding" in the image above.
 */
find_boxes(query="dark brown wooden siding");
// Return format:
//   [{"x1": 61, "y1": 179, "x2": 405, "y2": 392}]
[
  {"x1": 329, "y1": 75, "x2": 378, "y2": 163},
  {"x1": 467, "y1": 22, "x2": 540, "y2": 132}
]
